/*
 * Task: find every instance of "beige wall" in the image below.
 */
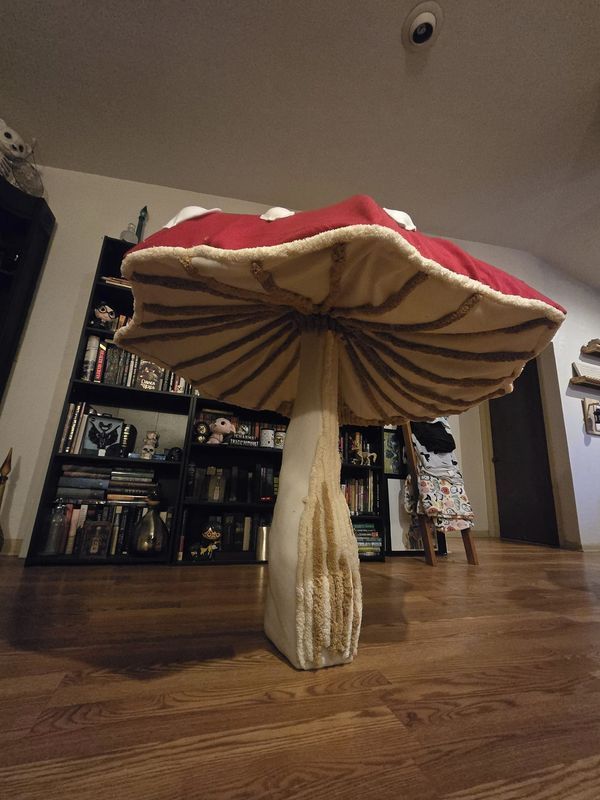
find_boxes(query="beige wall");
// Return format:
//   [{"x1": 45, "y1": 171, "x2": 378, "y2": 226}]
[{"x1": 1, "y1": 167, "x2": 598, "y2": 555}]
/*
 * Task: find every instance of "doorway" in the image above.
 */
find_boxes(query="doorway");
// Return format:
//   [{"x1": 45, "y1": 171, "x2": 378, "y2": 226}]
[{"x1": 488, "y1": 358, "x2": 559, "y2": 546}]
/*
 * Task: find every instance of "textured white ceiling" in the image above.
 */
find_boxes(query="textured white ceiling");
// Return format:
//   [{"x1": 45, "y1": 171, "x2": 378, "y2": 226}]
[{"x1": 2, "y1": 0, "x2": 599, "y2": 286}]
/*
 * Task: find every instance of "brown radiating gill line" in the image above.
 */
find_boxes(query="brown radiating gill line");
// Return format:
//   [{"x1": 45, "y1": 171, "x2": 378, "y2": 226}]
[
  {"x1": 172, "y1": 313, "x2": 295, "y2": 371},
  {"x1": 348, "y1": 313, "x2": 557, "y2": 336},
  {"x1": 354, "y1": 333, "x2": 516, "y2": 411},
  {"x1": 256, "y1": 343, "x2": 301, "y2": 409},
  {"x1": 118, "y1": 314, "x2": 275, "y2": 345},
  {"x1": 143, "y1": 302, "x2": 274, "y2": 317},
  {"x1": 353, "y1": 335, "x2": 480, "y2": 411},
  {"x1": 220, "y1": 328, "x2": 299, "y2": 401},
  {"x1": 360, "y1": 329, "x2": 513, "y2": 387},
  {"x1": 342, "y1": 272, "x2": 428, "y2": 316},
  {"x1": 139, "y1": 312, "x2": 265, "y2": 330},
  {"x1": 374, "y1": 329, "x2": 534, "y2": 362},
  {"x1": 131, "y1": 270, "x2": 280, "y2": 307},
  {"x1": 319, "y1": 243, "x2": 346, "y2": 314},
  {"x1": 341, "y1": 338, "x2": 392, "y2": 420},
  {"x1": 200, "y1": 322, "x2": 296, "y2": 386},
  {"x1": 335, "y1": 293, "x2": 481, "y2": 332},
  {"x1": 344, "y1": 333, "x2": 452, "y2": 418},
  {"x1": 250, "y1": 261, "x2": 314, "y2": 314}
]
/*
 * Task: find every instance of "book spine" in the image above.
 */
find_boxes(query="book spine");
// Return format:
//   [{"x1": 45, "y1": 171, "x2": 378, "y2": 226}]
[
  {"x1": 81, "y1": 336, "x2": 100, "y2": 381},
  {"x1": 93, "y1": 342, "x2": 107, "y2": 383},
  {"x1": 63, "y1": 401, "x2": 84, "y2": 453},
  {"x1": 58, "y1": 403, "x2": 75, "y2": 452}
]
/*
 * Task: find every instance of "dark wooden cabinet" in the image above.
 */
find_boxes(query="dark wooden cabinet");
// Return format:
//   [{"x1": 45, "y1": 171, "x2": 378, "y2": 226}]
[{"x1": 0, "y1": 176, "x2": 55, "y2": 404}]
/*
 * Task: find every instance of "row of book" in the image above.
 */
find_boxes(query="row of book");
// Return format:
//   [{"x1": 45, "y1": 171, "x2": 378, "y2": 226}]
[
  {"x1": 180, "y1": 511, "x2": 271, "y2": 561},
  {"x1": 341, "y1": 472, "x2": 379, "y2": 515},
  {"x1": 43, "y1": 500, "x2": 173, "y2": 558},
  {"x1": 185, "y1": 464, "x2": 278, "y2": 504},
  {"x1": 352, "y1": 521, "x2": 383, "y2": 557},
  {"x1": 55, "y1": 464, "x2": 158, "y2": 503},
  {"x1": 339, "y1": 429, "x2": 379, "y2": 465},
  {"x1": 81, "y1": 335, "x2": 193, "y2": 394}
]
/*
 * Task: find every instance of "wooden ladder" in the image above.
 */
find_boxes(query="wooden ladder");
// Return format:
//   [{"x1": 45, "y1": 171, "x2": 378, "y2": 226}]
[{"x1": 400, "y1": 423, "x2": 478, "y2": 566}]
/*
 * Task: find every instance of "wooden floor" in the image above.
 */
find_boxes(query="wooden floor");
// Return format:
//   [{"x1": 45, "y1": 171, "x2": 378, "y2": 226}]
[{"x1": 1, "y1": 540, "x2": 600, "y2": 799}]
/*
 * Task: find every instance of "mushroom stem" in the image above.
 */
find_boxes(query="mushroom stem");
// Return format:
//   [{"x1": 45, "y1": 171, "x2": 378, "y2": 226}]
[{"x1": 264, "y1": 330, "x2": 362, "y2": 669}]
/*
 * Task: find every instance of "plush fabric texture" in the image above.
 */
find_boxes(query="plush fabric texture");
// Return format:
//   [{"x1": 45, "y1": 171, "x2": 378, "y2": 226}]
[{"x1": 116, "y1": 194, "x2": 566, "y2": 426}]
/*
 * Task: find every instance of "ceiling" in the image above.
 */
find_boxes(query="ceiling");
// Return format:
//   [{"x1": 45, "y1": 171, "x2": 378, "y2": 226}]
[{"x1": 2, "y1": 0, "x2": 600, "y2": 286}]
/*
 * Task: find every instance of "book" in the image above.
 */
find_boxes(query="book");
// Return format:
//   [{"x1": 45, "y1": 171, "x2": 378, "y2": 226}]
[
  {"x1": 56, "y1": 487, "x2": 106, "y2": 500},
  {"x1": 103, "y1": 345, "x2": 121, "y2": 385},
  {"x1": 58, "y1": 403, "x2": 76, "y2": 452},
  {"x1": 135, "y1": 360, "x2": 164, "y2": 391},
  {"x1": 58, "y1": 477, "x2": 110, "y2": 489},
  {"x1": 63, "y1": 401, "x2": 84, "y2": 453},
  {"x1": 63, "y1": 506, "x2": 80, "y2": 554},
  {"x1": 93, "y1": 341, "x2": 108, "y2": 383},
  {"x1": 242, "y1": 516, "x2": 252, "y2": 551},
  {"x1": 72, "y1": 404, "x2": 96, "y2": 455},
  {"x1": 81, "y1": 335, "x2": 100, "y2": 381}
]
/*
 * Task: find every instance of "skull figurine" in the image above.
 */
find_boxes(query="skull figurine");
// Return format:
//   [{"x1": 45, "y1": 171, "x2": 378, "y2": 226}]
[{"x1": 141, "y1": 431, "x2": 159, "y2": 460}]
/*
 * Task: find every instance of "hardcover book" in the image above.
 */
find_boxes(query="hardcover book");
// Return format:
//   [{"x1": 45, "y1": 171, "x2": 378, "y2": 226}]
[{"x1": 135, "y1": 360, "x2": 164, "y2": 391}]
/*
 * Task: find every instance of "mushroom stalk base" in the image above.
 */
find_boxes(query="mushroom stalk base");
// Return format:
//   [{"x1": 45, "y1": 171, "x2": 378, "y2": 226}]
[{"x1": 264, "y1": 330, "x2": 362, "y2": 669}]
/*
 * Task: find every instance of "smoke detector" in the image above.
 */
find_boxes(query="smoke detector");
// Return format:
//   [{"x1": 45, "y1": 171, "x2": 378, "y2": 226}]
[{"x1": 402, "y1": 2, "x2": 444, "y2": 49}]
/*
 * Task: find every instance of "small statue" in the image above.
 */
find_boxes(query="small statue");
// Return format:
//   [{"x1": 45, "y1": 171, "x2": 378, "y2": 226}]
[
  {"x1": 0, "y1": 118, "x2": 44, "y2": 197},
  {"x1": 350, "y1": 441, "x2": 377, "y2": 466},
  {"x1": 141, "y1": 431, "x2": 159, "y2": 460},
  {"x1": 91, "y1": 301, "x2": 116, "y2": 328},
  {"x1": 189, "y1": 526, "x2": 222, "y2": 560}
]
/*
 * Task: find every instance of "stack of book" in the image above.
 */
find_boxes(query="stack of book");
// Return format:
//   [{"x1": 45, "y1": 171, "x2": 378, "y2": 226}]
[
  {"x1": 341, "y1": 472, "x2": 378, "y2": 515},
  {"x1": 352, "y1": 521, "x2": 383, "y2": 558},
  {"x1": 56, "y1": 464, "x2": 158, "y2": 503},
  {"x1": 99, "y1": 276, "x2": 132, "y2": 290},
  {"x1": 185, "y1": 464, "x2": 277, "y2": 504},
  {"x1": 80, "y1": 336, "x2": 192, "y2": 394},
  {"x1": 47, "y1": 465, "x2": 171, "y2": 557}
]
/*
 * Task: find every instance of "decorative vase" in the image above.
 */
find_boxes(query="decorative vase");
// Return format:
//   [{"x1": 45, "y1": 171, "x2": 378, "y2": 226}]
[{"x1": 131, "y1": 496, "x2": 167, "y2": 555}]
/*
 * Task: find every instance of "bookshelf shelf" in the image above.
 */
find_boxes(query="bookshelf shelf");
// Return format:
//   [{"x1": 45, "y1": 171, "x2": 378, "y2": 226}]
[
  {"x1": 341, "y1": 462, "x2": 383, "y2": 471},
  {"x1": 190, "y1": 443, "x2": 283, "y2": 456},
  {"x1": 183, "y1": 500, "x2": 275, "y2": 509},
  {"x1": 28, "y1": 235, "x2": 390, "y2": 566},
  {"x1": 70, "y1": 379, "x2": 192, "y2": 413},
  {"x1": 54, "y1": 453, "x2": 183, "y2": 469}
]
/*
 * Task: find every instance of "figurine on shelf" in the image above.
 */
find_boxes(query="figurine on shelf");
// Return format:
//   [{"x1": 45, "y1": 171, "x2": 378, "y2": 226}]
[
  {"x1": 141, "y1": 431, "x2": 159, "y2": 460},
  {"x1": 207, "y1": 417, "x2": 236, "y2": 445},
  {"x1": 90, "y1": 301, "x2": 116, "y2": 329},
  {"x1": 119, "y1": 222, "x2": 138, "y2": 243},
  {"x1": 350, "y1": 440, "x2": 377, "y2": 466},
  {"x1": 189, "y1": 525, "x2": 222, "y2": 560},
  {"x1": 0, "y1": 117, "x2": 44, "y2": 197},
  {"x1": 194, "y1": 421, "x2": 210, "y2": 444}
]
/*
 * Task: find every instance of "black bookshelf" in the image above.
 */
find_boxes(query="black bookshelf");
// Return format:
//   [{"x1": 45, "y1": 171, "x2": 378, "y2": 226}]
[{"x1": 27, "y1": 236, "x2": 389, "y2": 566}]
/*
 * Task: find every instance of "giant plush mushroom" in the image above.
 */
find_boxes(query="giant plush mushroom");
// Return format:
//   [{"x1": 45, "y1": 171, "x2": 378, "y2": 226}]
[{"x1": 115, "y1": 195, "x2": 565, "y2": 670}]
